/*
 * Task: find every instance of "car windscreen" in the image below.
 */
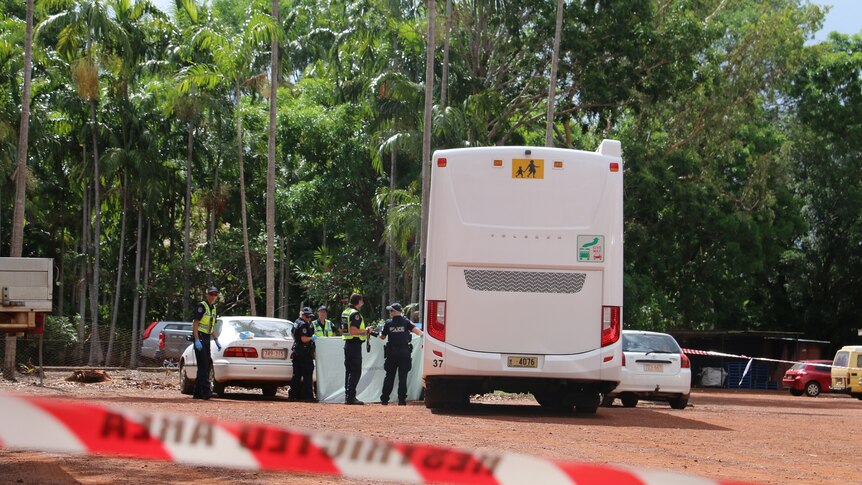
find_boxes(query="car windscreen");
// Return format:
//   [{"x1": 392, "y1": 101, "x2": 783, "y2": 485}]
[
  {"x1": 622, "y1": 333, "x2": 681, "y2": 353},
  {"x1": 218, "y1": 319, "x2": 294, "y2": 340},
  {"x1": 789, "y1": 363, "x2": 804, "y2": 371},
  {"x1": 833, "y1": 351, "x2": 849, "y2": 367}
]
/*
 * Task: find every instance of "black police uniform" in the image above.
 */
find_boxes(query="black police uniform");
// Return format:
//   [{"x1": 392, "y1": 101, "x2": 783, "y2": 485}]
[
  {"x1": 191, "y1": 302, "x2": 214, "y2": 399},
  {"x1": 289, "y1": 318, "x2": 316, "y2": 401},
  {"x1": 342, "y1": 306, "x2": 365, "y2": 403},
  {"x1": 380, "y1": 315, "x2": 416, "y2": 405}
]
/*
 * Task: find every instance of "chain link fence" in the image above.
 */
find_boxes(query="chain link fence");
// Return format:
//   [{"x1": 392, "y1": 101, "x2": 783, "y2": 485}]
[{"x1": 1, "y1": 316, "x2": 169, "y2": 372}]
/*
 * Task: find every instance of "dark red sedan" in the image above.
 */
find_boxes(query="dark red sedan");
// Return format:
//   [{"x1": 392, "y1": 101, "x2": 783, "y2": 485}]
[{"x1": 782, "y1": 360, "x2": 833, "y2": 397}]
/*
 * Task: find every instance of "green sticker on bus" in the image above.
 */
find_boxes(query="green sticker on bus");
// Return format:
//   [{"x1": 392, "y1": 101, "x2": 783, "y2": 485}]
[{"x1": 578, "y1": 235, "x2": 604, "y2": 262}]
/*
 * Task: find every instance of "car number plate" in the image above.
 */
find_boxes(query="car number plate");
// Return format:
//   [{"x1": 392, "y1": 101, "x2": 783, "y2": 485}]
[
  {"x1": 261, "y1": 348, "x2": 287, "y2": 360},
  {"x1": 643, "y1": 363, "x2": 664, "y2": 372},
  {"x1": 507, "y1": 356, "x2": 538, "y2": 368}
]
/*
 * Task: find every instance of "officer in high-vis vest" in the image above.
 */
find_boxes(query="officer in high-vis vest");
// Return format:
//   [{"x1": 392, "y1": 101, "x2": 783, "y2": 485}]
[
  {"x1": 314, "y1": 306, "x2": 338, "y2": 337},
  {"x1": 341, "y1": 293, "x2": 371, "y2": 405},
  {"x1": 192, "y1": 286, "x2": 221, "y2": 400}
]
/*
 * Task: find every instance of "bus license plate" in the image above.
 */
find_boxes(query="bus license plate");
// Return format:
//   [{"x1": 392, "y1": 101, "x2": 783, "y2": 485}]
[
  {"x1": 644, "y1": 363, "x2": 664, "y2": 372},
  {"x1": 507, "y1": 356, "x2": 538, "y2": 368},
  {"x1": 262, "y1": 348, "x2": 287, "y2": 360}
]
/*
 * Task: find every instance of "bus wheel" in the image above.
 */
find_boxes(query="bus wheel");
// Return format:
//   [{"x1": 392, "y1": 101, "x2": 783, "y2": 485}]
[
  {"x1": 425, "y1": 381, "x2": 467, "y2": 409},
  {"x1": 534, "y1": 391, "x2": 575, "y2": 412}
]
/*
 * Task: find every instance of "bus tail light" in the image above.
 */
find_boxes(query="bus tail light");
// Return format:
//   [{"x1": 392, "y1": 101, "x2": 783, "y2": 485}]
[
  {"x1": 427, "y1": 300, "x2": 446, "y2": 342},
  {"x1": 681, "y1": 353, "x2": 691, "y2": 369},
  {"x1": 601, "y1": 306, "x2": 621, "y2": 347}
]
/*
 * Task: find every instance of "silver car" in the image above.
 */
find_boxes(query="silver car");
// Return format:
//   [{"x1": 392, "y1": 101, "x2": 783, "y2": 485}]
[
  {"x1": 140, "y1": 321, "x2": 193, "y2": 364},
  {"x1": 179, "y1": 316, "x2": 295, "y2": 398}
]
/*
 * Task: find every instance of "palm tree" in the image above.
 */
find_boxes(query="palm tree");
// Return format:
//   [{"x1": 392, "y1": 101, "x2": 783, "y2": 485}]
[
  {"x1": 4, "y1": 0, "x2": 35, "y2": 380},
  {"x1": 266, "y1": 0, "x2": 279, "y2": 317},
  {"x1": 418, "y1": 0, "x2": 436, "y2": 323},
  {"x1": 545, "y1": 0, "x2": 564, "y2": 147},
  {"x1": 37, "y1": 0, "x2": 131, "y2": 364}
]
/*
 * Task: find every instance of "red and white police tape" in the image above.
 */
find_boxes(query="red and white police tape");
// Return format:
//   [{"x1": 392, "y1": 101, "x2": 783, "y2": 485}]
[{"x1": 0, "y1": 393, "x2": 753, "y2": 485}]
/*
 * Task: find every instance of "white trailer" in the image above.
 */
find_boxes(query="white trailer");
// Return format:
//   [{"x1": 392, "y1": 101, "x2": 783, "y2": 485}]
[
  {"x1": 422, "y1": 141, "x2": 624, "y2": 413},
  {"x1": 0, "y1": 257, "x2": 53, "y2": 334}
]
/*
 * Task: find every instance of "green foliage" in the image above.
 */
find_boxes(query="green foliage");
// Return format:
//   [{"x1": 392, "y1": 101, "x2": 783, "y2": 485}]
[{"x1": 2, "y1": 0, "x2": 860, "y2": 362}]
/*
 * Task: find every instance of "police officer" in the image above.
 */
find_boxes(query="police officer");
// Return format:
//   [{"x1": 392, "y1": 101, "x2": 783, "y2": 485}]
[
  {"x1": 379, "y1": 303, "x2": 423, "y2": 405},
  {"x1": 192, "y1": 286, "x2": 221, "y2": 400},
  {"x1": 289, "y1": 307, "x2": 317, "y2": 402},
  {"x1": 341, "y1": 293, "x2": 371, "y2": 405},
  {"x1": 314, "y1": 306, "x2": 338, "y2": 337}
]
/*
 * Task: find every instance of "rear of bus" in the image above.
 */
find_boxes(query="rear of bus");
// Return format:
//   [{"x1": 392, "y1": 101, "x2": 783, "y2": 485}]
[{"x1": 422, "y1": 141, "x2": 624, "y2": 412}]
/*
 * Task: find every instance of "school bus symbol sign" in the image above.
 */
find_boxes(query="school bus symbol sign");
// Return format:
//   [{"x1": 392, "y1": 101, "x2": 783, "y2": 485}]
[{"x1": 512, "y1": 159, "x2": 544, "y2": 179}]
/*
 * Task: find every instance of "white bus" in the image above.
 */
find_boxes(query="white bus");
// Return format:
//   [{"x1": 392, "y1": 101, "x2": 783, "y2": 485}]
[{"x1": 422, "y1": 141, "x2": 624, "y2": 413}]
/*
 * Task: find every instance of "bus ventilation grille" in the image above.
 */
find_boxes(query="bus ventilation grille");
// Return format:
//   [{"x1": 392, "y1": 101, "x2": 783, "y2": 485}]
[{"x1": 463, "y1": 270, "x2": 586, "y2": 294}]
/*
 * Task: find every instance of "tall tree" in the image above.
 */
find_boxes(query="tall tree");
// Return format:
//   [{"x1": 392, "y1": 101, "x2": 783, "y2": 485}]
[
  {"x1": 418, "y1": 0, "x2": 436, "y2": 323},
  {"x1": 3, "y1": 0, "x2": 35, "y2": 380},
  {"x1": 266, "y1": 0, "x2": 279, "y2": 316},
  {"x1": 544, "y1": 0, "x2": 564, "y2": 147}
]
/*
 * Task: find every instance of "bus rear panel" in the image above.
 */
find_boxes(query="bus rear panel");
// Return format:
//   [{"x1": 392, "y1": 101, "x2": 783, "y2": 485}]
[{"x1": 423, "y1": 142, "x2": 624, "y2": 412}]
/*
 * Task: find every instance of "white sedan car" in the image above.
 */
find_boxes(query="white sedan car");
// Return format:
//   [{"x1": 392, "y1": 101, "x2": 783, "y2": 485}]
[
  {"x1": 602, "y1": 330, "x2": 691, "y2": 409},
  {"x1": 179, "y1": 316, "x2": 295, "y2": 398}
]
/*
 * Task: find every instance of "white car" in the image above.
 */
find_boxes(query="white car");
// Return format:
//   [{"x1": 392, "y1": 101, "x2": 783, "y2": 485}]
[
  {"x1": 602, "y1": 330, "x2": 691, "y2": 409},
  {"x1": 179, "y1": 316, "x2": 295, "y2": 398}
]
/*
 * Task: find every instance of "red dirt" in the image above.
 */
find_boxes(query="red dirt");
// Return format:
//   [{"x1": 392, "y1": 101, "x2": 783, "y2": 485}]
[{"x1": 1, "y1": 370, "x2": 859, "y2": 484}]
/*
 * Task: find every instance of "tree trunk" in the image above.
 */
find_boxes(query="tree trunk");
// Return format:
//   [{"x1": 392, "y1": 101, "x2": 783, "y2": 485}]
[
  {"x1": 441, "y1": 0, "x2": 452, "y2": 108},
  {"x1": 237, "y1": 82, "x2": 256, "y2": 315},
  {"x1": 266, "y1": 0, "x2": 280, "y2": 317},
  {"x1": 545, "y1": 0, "x2": 564, "y2": 147},
  {"x1": 209, "y1": 154, "x2": 220, "y2": 283},
  {"x1": 58, "y1": 230, "x2": 65, "y2": 316},
  {"x1": 77, "y1": 180, "x2": 89, "y2": 364},
  {"x1": 278, "y1": 236, "x2": 285, "y2": 319},
  {"x1": 183, "y1": 119, "x2": 193, "y2": 318},
  {"x1": 418, "y1": 0, "x2": 437, "y2": 327},
  {"x1": 88, "y1": 99, "x2": 103, "y2": 366},
  {"x1": 3, "y1": 0, "x2": 35, "y2": 380},
  {"x1": 129, "y1": 209, "x2": 143, "y2": 368},
  {"x1": 138, "y1": 219, "x2": 152, "y2": 359},
  {"x1": 388, "y1": 149, "x2": 398, "y2": 303},
  {"x1": 106, "y1": 171, "x2": 129, "y2": 365}
]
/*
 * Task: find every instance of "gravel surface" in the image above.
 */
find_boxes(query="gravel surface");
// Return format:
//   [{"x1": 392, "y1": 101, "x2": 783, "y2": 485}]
[{"x1": 1, "y1": 370, "x2": 860, "y2": 484}]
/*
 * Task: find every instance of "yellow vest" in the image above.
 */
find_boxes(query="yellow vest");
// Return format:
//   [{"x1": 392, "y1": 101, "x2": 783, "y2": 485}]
[
  {"x1": 198, "y1": 301, "x2": 216, "y2": 334},
  {"x1": 341, "y1": 307, "x2": 366, "y2": 341}
]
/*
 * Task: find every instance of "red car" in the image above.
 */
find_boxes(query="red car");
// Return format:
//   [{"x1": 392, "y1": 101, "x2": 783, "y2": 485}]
[{"x1": 782, "y1": 360, "x2": 833, "y2": 397}]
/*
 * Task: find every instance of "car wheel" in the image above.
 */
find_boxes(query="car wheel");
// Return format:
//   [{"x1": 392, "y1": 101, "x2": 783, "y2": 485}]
[
  {"x1": 210, "y1": 367, "x2": 226, "y2": 397},
  {"x1": 789, "y1": 389, "x2": 804, "y2": 397},
  {"x1": 620, "y1": 393, "x2": 638, "y2": 408},
  {"x1": 600, "y1": 394, "x2": 615, "y2": 407},
  {"x1": 179, "y1": 361, "x2": 194, "y2": 395},
  {"x1": 262, "y1": 386, "x2": 278, "y2": 398},
  {"x1": 804, "y1": 381, "x2": 821, "y2": 397},
  {"x1": 669, "y1": 395, "x2": 689, "y2": 410}
]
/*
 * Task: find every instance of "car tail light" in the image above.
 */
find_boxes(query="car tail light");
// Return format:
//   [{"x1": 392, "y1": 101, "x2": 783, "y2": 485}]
[
  {"x1": 223, "y1": 346, "x2": 259, "y2": 358},
  {"x1": 427, "y1": 300, "x2": 446, "y2": 342},
  {"x1": 680, "y1": 353, "x2": 690, "y2": 369},
  {"x1": 142, "y1": 321, "x2": 158, "y2": 339},
  {"x1": 158, "y1": 332, "x2": 165, "y2": 349},
  {"x1": 601, "y1": 306, "x2": 621, "y2": 347}
]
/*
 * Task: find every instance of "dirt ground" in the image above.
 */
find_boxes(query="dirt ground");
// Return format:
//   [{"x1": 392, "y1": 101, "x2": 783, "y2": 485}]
[{"x1": 1, "y1": 369, "x2": 860, "y2": 485}]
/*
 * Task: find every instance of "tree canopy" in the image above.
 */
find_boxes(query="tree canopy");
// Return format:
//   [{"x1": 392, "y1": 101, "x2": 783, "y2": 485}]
[{"x1": 1, "y1": 0, "x2": 860, "y2": 366}]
